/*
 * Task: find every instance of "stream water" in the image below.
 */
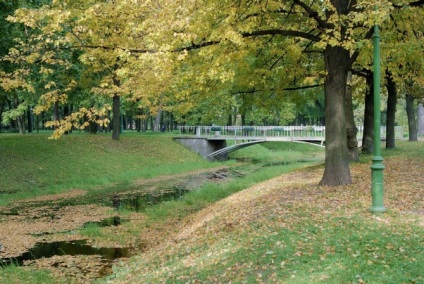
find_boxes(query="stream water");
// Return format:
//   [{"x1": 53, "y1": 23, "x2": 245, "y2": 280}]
[{"x1": 0, "y1": 168, "x2": 232, "y2": 271}]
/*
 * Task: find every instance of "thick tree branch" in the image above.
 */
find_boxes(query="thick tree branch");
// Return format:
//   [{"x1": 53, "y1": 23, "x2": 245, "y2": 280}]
[
  {"x1": 351, "y1": 67, "x2": 371, "y2": 78},
  {"x1": 348, "y1": 27, "x2": 374, "y2": 67},
  {"x1": 231, "y1": 84, "x2": 322, "y2": 95},
  {"x1": 64, "y1": 28, "x2": 321, "y2": 55},
  {"x1": 293, "y1": 0, "x2": 329, "y2": 29},
  {"x1": 241, "y1": 30, "x2": 320, "y2": 42},
  {"x1": 176, "y1": 29, "x2": 320, "y2": 53},
  {"x1": 392, "y1": 0, "x2": 424, "y2": 7}
]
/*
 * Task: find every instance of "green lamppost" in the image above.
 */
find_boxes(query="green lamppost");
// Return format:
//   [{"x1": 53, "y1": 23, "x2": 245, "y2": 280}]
[{"x1": 370, "y1": 17, "x2": 386, "y2": 213}]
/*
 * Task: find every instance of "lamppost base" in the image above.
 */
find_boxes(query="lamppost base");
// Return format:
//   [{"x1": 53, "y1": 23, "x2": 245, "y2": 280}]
[{"x1": 370, "y1": 206, "x2": 386, "y2": 213}]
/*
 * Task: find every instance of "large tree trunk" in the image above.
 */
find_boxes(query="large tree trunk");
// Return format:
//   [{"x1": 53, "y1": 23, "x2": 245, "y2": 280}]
[
  {"x1": 63, "y1": 104, "x2": 69, "y2": 135},
  {"x1": 27, "y1": 106, "x2": 32, "y2": 133},
  {"x1": 16, "y1": 112, "x2": 25, "y2": 134},
  {"x1": 405, "y1": 93, "x2": 417, "y2": 141},
  {"x1": 153, "y1": 108, "x2": 162, "y2": 132},
  {"x1": 0, "y1": 100, "x2": 5, "y2": 133},
  {"x1": 418, "y1": 103, "x2": 424, "y2": 136},
  {"x1": 14, "y1": 97, "x2": 25, "y2": 134},
  {"x1": 69, "y1": 104, "x2": 73, "y2": 133},
  {"x1": 169, "y1": 112, "x2": 174, "y2": 131},
  {"x1": 89, "y1": 120, "x2": 98, "y2": 134},
  {"x1": 112, "y1": 94, "x2": 120, "y2": 140},
  {"x1": 385, "y1": 72, "x2": 397, "y2": 149},
  {"x1": 241, "y1": 114, "x2": 246, "y2": 126},
  {"x1": 111, "y1": 72, "x2": 121, "y2": 140},
  {"x1": 345, "y1": 72, "x2": 358, "y2": 162},
  {"x1": 53, "y1": 100, "x2": 60, "y2": 130},
  {"x1": 319, "y1": 45, "x2": 352, "y2": 186},
  {"x1": 362, "y1": 73, "x2": 374, "y2": 154},
  {"x1": 135, "y1": 109, "x2": 142, "y2": 132},
  {"x1": 36, "y1": 113, "x2": 40, "y2": 132},
  {"x1": 142, "y1": 108, "x2": 149, "y2": 131},
  {"x1": 7, "y1": 99, "x2": 17, "y2": 130}
]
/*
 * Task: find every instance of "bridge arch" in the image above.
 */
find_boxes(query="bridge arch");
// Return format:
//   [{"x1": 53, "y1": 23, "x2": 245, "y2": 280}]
[{"x1": 206, "y1": 140, "x2": 266, "y2": 161}]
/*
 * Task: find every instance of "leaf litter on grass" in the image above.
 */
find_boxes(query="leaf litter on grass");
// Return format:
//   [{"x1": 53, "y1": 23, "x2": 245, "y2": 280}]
[{"x1": 108, "y1": 155, "x2": 423, "y2": 283}]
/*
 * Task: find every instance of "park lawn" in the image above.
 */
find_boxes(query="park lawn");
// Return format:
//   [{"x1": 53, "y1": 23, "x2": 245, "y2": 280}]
[
  {"x1": 0, "y1": 135, "x2": 422, "y2": 283},
  {"x1": 103, "y1": 141, "x2": 423, "y2": 284},
  {"x1": 0, "y1": 131, "x2": 215, "y2": 206}
]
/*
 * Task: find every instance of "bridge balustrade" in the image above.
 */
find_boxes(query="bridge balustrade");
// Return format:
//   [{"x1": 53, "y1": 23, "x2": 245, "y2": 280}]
[
  {"x1": 178, "y1": 125, "x2": 326, "y2": 139},
  {"x1": 178, "y1": 125, "x2": 404, "y2": 140}
]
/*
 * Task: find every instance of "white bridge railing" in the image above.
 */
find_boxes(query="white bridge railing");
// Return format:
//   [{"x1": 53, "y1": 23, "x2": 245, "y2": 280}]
[{"x1": 178, "y1": 125, "x2": 404, "y2": 140}]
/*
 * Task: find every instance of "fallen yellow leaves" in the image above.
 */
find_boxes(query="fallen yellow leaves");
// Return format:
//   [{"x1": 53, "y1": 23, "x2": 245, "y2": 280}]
[{"x1": 108, "y1": 155, "x2": 423, "y2": 283}]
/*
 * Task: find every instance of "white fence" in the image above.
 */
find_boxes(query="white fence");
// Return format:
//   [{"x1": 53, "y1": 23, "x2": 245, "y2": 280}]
[{"x1": 178, "y1": 125, "x2": 404, "y2": 140}]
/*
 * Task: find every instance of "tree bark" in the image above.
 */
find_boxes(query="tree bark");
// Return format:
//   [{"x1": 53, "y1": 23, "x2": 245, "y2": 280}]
[
  {"x1": 345, "y1": 72, "x2": 358, "y2": 162},
  {"x1": 418, "y1": 103, "x2": 424, "y2": 136},
  {"x1": 53, "y1": 100, "x2": 60, "y2": 130},
  {"x1": 63, "y1": 104, "x2": 69, "y2": 135},
  {"x1": 36, "y1": 113, "x2": 40, "y2": 132},
  {"x1": 405, "y1": 93, "x2": 417, "y2": 141},
  {"x1": 7, "y1": 99, "x2": 17, "y2": 130},
  {"x1": 227, "y1": 114, "x2": 232, "y2": 126},
  {"x1": 14, "y1": 97, "x2": 25, "y2": 134},
  {"x1": 169, "y1": 112, "x2": 174, "y2": 131},
  {"x1": 136, "y1": 109, "x2": 141, "y2": 132},
  {"x1": 27, "y1": 106, "x2": 32, "y2": 133},
  {"x1": 385, "y1": 72, "x2": 397, "y2": 149},
  {"x1": 154, "y1": 107, "x2": 162, "y2": 132},
  {"x1": 121, "y1": 115, "x2": 125, "y2": 131},
  {"x1": 143, "y1": 108, "x2": 149, "y2": 131},
  {"x1": 319, "y1": 45, "x2": 352, "y2": 186},
  {"x1": 362, "y1": 73, "x2": 374, "y2": 154},
  {"x1": 89, "y1": 120, "x2": 98, "y2": 134},
  {"x1": 0, "y1": 100, "x2": 4, "y2": 133},
  {"x1": 112, "y1": 94, "x2": 120, "y2": 140}
]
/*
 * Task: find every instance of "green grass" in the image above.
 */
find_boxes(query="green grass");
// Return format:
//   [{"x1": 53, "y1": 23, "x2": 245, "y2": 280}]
[
  {"x1": 134, "y1": 141, "x2": 324, "y2": 224},
  {"x1": 79, "y1": 223, "x2": 105, "y2": 238},
  {"x1": 101, "y1": 140, "x2": 423, "y2": 284},
  {"x1": 145, "y1": 215, "x2": 422, "y2": 283},
  {"x1": 228, "y1": 141, "x2": 324, "y2": 165},
  {"x1": 0, "y1": 132, "x2": 215, "y2": 205},
  {"x1": 0, "y1": 132, "x2": 325, "y2": 284},
  {"x1": 142, "y1": 161, "x2": 312, "y2": 224},
  {"x1": 381, "y1": 140, "x2": 424, "y2": 159},
  {"x1": 0, "y1": 265, "x2": 59, "y2": 284}
]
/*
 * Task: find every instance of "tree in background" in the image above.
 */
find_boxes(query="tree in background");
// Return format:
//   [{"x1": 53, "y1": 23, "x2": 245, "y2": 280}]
[{"x1": 2, "y1": 0, "x2": 423, "y2": 186}]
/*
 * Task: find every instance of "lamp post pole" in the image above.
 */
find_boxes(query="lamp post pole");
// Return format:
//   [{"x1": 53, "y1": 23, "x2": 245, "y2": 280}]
[{"x1": 370, "y1": 20, "x2": 386, "y2": 213}]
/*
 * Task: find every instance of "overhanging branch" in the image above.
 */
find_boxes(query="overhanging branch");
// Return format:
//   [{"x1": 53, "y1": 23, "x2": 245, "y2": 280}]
[
  {"x1": 69, "y1": 28, "x2": 320, "y2": 54},
  {"x1": 348, "y1": 27, "x2": 374, "y2": 67},
  {"x1": 178, "y1": 29, "x2": 320, "y2": 52},
  {"x1": 231, "y1": 84, "x2": 322, "y2": 95},
  {"x1": 393, "y1": 0, "x2": 424, "y2": 7},
  {"x1": 293, "y1": 0, "x2": 329, "y2": 29},
  {"x1": 242, "y1": 30, "x2": 320, "y2": 42}
]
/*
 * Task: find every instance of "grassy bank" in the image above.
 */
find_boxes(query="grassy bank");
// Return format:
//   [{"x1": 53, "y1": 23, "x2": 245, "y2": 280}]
[
  {"x1": 0, "y1": 132, "x2": 325, "y2": 283},
  {"x1": 102, "y1": 141, "x2": 423, "y2": 283},
  {"x1": 4, "y1": 134, "x2": 422, "y2": 283},
  {"x1": 0, "y1": 136, "x2": 424, "y2": 283},
  {"x1": 0, "y1": 132, "x2": 215, "y2": 205}
]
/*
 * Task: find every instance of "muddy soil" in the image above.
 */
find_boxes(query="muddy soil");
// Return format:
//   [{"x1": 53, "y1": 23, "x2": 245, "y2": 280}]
[{"x1": 0, "y1": 166, "x2": 234, "y2": 283}]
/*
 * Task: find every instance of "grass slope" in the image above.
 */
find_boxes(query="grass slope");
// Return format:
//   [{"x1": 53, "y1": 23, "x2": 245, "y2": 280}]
[
  {"x1": 0, "y1": 132, "x2": 325, "y2": 283},
  {"x1": 104, "y1": 141, "x2": 423, "y2": 284},
  {"x1": 0, "y1": 132, "x2": 214, "y2": 205}
]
